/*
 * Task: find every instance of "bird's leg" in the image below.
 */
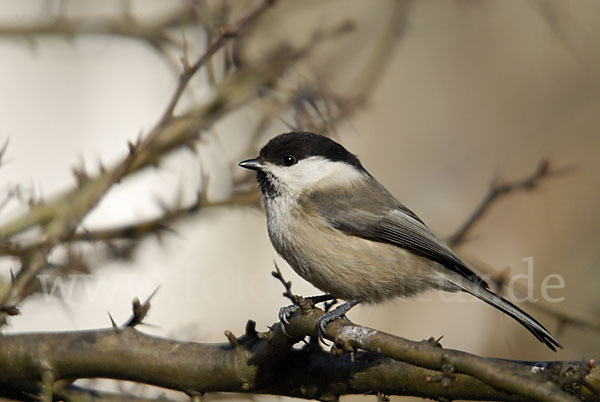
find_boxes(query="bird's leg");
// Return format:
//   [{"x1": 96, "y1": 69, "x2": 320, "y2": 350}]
[
  {"x1": 278, "y1": 293, "x2": 335, "y2": 324},
  {"x1": 316, "y1": 299, "x2": 360, "y2": 342}
]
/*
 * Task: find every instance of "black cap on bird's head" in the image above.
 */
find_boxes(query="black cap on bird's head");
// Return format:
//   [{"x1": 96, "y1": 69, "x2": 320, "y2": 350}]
[
  {"x1": 239, "y1": 131, "x2": 364, "y2": 171},
  {"x1": 260, "y1": 131, "x2": 364, "y2": 169},
  {"x1": 238, "y1": 131, "x2": 368, "y2": 199}
]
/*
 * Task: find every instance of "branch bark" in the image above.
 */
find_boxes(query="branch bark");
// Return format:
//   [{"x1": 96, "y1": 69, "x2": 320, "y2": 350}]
[{"x1": 0, "y1": 311, "x2": 596, "y2": 401}]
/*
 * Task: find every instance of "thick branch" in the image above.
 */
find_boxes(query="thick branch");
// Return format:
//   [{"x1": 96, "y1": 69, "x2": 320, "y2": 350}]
[
  {"x1": 0, "y1": 314, "x2": 596, "y2": 401},
  {"x1": 0, "y1": 190, "x2": 259, "y2": 256}
]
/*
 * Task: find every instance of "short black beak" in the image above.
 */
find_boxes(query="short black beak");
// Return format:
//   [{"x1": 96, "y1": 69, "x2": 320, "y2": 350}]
[{"x1": 238, "y1": 158, "x2": 263, "y2": 171}]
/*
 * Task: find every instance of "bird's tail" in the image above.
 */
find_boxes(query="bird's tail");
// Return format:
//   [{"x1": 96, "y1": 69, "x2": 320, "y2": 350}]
[{"x1": 438, "y1": 271, "x2": 562, "y2": 351}]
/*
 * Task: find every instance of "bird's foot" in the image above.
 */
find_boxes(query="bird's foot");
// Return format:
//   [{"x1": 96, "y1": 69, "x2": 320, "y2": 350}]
[
  {"x1": 278, "y1": 304, "x2": 299, "y2": 325},
  {"x1": 315, "y1": 299, "x2": 360, "y2": 343},
  {"x1": 278, "y1": 294, "x2": 336, "y2": 334}
]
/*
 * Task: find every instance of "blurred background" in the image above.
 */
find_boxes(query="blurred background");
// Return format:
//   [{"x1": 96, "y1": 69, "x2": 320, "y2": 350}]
[{"x1": 0, "y1": 0, "x2": 599, "y2": 400}]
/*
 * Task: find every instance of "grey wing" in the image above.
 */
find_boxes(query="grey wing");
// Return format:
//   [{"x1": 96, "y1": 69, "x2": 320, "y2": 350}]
[{"x1": 306, "y1": 185, "x2": 489, "y2": 288}]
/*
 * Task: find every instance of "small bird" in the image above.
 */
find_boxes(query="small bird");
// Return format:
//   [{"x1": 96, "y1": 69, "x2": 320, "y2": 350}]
[{"x1": 239, "y1": 131, "x2": 561, "y2": 350}]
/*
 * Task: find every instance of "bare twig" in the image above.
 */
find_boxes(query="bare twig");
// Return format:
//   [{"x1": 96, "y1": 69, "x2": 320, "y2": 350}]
[
  {"x1": 0, "y1": 5, "x2": 197, "y2": 51},
  {"x1": 448, "y1": 159, "x2": 576, "y2": 247},
  {"x1": 158, "y1": 0, "x2": 277, "y2": 125},
  {"x1": 445, "y1": 160, "x2": 595, "y2": 337},
  {"x1": 271, "y1": 262, "x2": 295, "y2": 303}
]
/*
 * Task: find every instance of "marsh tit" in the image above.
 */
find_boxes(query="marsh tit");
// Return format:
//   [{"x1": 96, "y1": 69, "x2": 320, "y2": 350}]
[{"x1": 239, "y1": 131, "x2": 561, "y2": 350}]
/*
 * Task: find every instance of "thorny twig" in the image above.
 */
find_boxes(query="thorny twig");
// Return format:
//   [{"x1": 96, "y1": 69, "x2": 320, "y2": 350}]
[
  {"x1": 0, "y1": 4, "x2": 198, "y2": 52},
  {"x1": 0, "y1": 0, "x2": 280, "y2": 325},
  {"x1": 0, "y1": 139, "x2": 141, "y2": 325},
  {"x1": 158, "y1": 0, "x2": 277, "y2": 126},
  {"x1": 446, "y1": 160, "x2": 594, "y2": 334},
  {"x1": 0, "y1": 190, "x2": 259, "y2": 257}
]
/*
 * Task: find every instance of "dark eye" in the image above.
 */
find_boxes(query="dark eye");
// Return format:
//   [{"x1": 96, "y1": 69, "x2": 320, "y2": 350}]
[{"x1": 282, "y1": 155, "x2": 297, "y2": 166}]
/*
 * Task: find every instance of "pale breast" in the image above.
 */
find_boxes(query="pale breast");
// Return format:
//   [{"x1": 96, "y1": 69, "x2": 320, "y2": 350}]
[{"x1": 264, "y1": 195, "x2": 455, "y2": 303}]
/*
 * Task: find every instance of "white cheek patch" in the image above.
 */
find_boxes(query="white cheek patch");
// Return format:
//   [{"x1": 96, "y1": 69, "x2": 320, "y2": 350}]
[{"x1": 264, "y1": 156, "x2": 365, "y2": 195}]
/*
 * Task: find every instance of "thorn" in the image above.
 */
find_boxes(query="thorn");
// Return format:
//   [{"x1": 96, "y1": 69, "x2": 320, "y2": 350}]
[
  {"x1": 158, "y1": 223, "x2": 178, "y2": 235},
  {"x1": 144, "y1": 285, "x2": 160, "y2": 304},
  {"x1": 149, "y1": 158, "x2": 161, "y2": 168},
  {"x1": 245, "y1": 319, "x2": 257, "y2": 337},
  {"x1": 537, "y1": 158, "x2": 551, "y2": 176},
  {"x1": 425, "y1": 335, "x2": 444, "y2": 348},
  {"x1": 108, "y1": 311, "x2": 118, "y2": 329},
  {"x1": 154, "y1": 196, "x2": 170, "y2": 213},
  {"x1": 154, "y1": 229, "x2": 164, "y2": 245},
  {"x1": 0, "y1": 137, "x2": 9, "y2": 166},
  {"x1": 224, "y1": 330, "x2": 240, "y2": 348},
  {"x1": 188, "y1": 191, "x2": 203, "y2": 213},
  {"x1": 127, "y1": 140, "x2": 137, "y2": 155},
  {"x1": 184, "y1": 137, "x2": 199, "y2": 153},
  {"x1": 71, "y1": 167, "x2": 89, "y2": 187},
  {"x1": 196, "y1": 160, "x2": 210, "y2": 204}
]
